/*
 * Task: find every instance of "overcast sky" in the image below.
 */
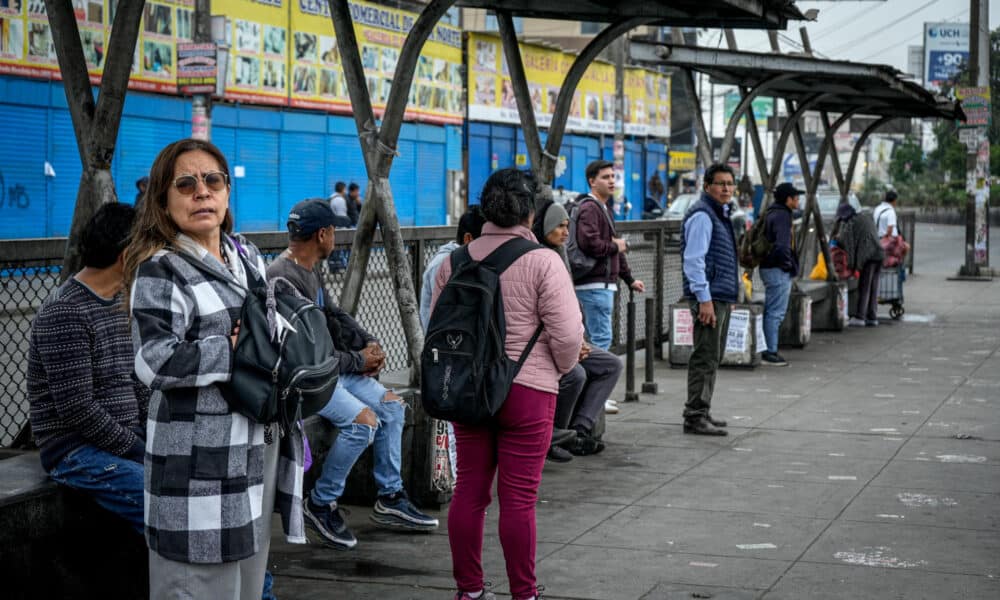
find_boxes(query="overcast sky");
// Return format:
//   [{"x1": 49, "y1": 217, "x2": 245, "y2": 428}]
[{"x1": 724, "y1": 0, "x2": 999, "y2": 75}]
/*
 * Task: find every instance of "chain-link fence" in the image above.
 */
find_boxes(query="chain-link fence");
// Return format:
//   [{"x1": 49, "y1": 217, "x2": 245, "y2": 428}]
[{"x1": 0, "y1": 222, "x2": 680, "y2": 447}]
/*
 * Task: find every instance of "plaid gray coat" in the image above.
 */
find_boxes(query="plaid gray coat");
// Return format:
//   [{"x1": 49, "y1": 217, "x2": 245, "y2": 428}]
[{"x1": 131, "y1": 235, "x2": 305, "y2": 564}]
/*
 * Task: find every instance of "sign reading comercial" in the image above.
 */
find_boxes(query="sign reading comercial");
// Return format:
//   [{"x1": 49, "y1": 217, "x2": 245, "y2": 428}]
[{"x1": 923, "y1": 22, "x2": 969, "y2": 92}]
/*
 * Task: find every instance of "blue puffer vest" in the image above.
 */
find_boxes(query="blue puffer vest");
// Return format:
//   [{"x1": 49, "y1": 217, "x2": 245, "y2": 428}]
[{"x1": 680, "y1": 193, "x2": 739, "y2": 303}]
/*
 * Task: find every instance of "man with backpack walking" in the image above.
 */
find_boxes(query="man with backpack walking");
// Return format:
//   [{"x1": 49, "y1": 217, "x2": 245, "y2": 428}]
[
  {"x1": 569, "y1": 160, "x2": 644, "y2": 414},
  {"x1": 680, "y1": 164, "x2": 740, "y2": 436},
  {"x1": 757, "y1": 182, "x2": 801, "y2": 366}
]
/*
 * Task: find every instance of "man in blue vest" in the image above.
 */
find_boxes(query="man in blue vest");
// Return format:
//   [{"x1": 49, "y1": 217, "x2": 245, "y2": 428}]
[{"x1": 680, "y1": 163, "x2": 740, "y2": 436}]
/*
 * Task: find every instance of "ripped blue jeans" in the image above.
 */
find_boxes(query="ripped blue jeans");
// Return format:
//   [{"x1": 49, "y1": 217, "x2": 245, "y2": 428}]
[{"x1": 311, "y1": 374, "x2": 405, "y2": 505}]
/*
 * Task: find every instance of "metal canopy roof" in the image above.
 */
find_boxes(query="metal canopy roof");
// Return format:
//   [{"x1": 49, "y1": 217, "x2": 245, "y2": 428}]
[
  {"x1": 454, "y1": 0, "x2": 806, "y2": 29},
  {"x1": 630, "y1": 41, "x2": 962, "y2": 120}
]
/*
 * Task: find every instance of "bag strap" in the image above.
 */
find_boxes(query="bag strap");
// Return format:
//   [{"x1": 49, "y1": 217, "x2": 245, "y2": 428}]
[
  {"x1": 479, "y1": 237, "x2": 542, "y2": 275},
  {"x1": 514, "y1": 323, "x2": 545, "y2": 368}
]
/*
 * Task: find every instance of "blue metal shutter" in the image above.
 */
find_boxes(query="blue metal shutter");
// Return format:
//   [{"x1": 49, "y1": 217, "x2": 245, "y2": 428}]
[
  {"x1": 325, "y1": 133, "x2": 366, "y2": 199},
  {"x1": 0, "y1": 104, "x2": 48, "y2": 239},
  {"x1": 233, "y1": 128, "x2": 280, "y2": 232},
  {"x1": 467, "y1": 122, "x2": 491, "y2": 204},
  {"x1": 47, "y1": 107, "x2": 79, "y2": 237},
  {"x1": 389, "y1": 139, "x2": 417, "y2": 226},
  {"x1": 415, "y1": 137, "x2": 445, "y2": 225},
  {"x1": 280, "y1": 131, "x2": 327, "y2": 214},
  {"x1": 115, "y1": 113, "x2": 185, "y2": 209}
]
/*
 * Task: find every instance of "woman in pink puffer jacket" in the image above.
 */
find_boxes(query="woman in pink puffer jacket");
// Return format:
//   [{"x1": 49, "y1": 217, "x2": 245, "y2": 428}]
[{"x1": 432, "y1": 169, "x2": 584, "y2": 600}]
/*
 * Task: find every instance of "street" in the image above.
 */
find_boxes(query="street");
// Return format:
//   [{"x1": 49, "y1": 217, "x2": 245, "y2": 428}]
[{"x1": 268, "y1": 223, "x2": 1000, "y2": 599}]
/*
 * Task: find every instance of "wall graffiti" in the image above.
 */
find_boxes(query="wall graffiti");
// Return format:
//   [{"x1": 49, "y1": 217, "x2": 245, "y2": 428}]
[{"x1": 0, "y1": 171, "x2": 31, "y2": 209}]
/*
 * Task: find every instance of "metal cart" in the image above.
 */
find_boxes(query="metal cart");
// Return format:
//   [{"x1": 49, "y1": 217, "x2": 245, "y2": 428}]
[{"x1": 878, "y1": 265, "x2": 905, "y2": 320}]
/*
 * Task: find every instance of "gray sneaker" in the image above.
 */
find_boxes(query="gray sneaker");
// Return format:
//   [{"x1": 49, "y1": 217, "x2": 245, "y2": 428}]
[
  {"x1": 303, "y1": 497, "x2": 357, "y2": 550},
  {"x1": 371, "y1": 490, "x2": 439, "y2": 530}
]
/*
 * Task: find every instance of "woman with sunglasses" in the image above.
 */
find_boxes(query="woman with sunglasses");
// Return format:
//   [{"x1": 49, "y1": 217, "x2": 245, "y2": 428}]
[{"x1": 123, "y1": 139, "x2": 305, "y2": 600}]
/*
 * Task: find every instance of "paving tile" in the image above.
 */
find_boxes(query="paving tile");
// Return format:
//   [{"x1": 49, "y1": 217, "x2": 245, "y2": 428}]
[
  {"x1": 636, "y1": 474, "x2": 859, "y2": 519},
  {"x1": 896, "y1": 436, "x2": 1000, "y2": 465},
  {"x1": 683, "y1": 447, "x2": 886, "y2": 485},
  {"x1": 732, "y1": 429, "x2": 904, "y2": 459},
  {"x1": 574, "y1": 505, "x2": 828, "y2": 561},
  {"x1": 800, "y1": 521, "x2": 1000, "y2": 576},
  {"x1": 764, "y1": 563, "x2": 1000, "y2": 600},
  {"x1": 868, "y1": 459, "x2": 1000, "y2": 494},
  {"x1": 537, "y1": 545, "x2": 788, "y2": 599},
  {"x1": 840, "y1": 485, "x2": 1000, "y2": 530}
]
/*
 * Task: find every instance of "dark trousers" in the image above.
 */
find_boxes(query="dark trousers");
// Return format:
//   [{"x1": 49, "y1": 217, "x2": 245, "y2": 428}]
[
  {"x1": 855, "y1": 260, "x2": 882, "y2": 321},
  {"x1": 553, "y1": 347, "x2": 623, "y2": 433},
  {"x1": 684, "y1": 300, "x2": 731, "y2": 421}
]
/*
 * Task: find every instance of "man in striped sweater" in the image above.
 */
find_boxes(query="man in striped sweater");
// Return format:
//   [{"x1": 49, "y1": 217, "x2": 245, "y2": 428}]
[{"x1": 27, "y1": 203, "x2": 148, "y2": 534}]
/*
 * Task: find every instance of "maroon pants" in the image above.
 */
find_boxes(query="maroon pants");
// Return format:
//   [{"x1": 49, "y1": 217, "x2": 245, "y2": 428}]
[{"x1": 449, "y1": 384, "x2": 555, "y2": 600}]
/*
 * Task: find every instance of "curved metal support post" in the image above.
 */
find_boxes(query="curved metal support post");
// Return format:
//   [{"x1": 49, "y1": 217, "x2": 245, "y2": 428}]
[
  {"x1": 376, "y1": 0, "x2": 457, "y2": 176},
  {"x1": 719, "y1": 73, "x2": 794, "y2": 163},
  {"x1": 846, "y1": 116, "x2": 895, "y2": 195},
  {"x1": 800, "y1": 108, "x2": 861, "y2": 280},
  {"x1": 496, "y1": 10, "x2": 542, "y2": 175},
  {"x1": 763, "y1": 93, "x2": 830, "y2": 212},
  {"x1": 542, "y1": 17, "x2": 653, "y2": 182}
]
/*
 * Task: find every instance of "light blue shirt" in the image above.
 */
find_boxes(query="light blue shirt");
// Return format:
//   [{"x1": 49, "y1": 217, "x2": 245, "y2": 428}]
[
  {"x1": 419, "y1": 241, "x2": 460, "y2": 330},
  {"x1": 683, "y1": 212, "x2": 713, "y2": 303}
]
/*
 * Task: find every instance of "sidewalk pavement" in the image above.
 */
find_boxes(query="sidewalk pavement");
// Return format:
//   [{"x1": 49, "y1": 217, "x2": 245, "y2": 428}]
[{"x1": 268, "y1": 225, "x2": 1000, "y2": 599}]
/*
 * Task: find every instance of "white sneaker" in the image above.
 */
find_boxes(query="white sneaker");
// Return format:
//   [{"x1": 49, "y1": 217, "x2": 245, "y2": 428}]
[
  {"x1": 604, "y1": 399, "x2": 619, "y2": 414},
  {"x1": 848, "y1": 317, "x2": 866, "y2": 327}
]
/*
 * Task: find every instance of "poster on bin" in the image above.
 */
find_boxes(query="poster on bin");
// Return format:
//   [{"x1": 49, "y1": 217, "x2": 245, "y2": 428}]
[{"x1": 672, "y1": 308, "x2": 693, "y2": 346}]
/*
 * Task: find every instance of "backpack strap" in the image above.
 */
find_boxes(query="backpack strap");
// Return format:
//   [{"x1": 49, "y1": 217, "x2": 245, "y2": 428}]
[
  {"x1": 479, "y1": 237, "x2": 542, "y2": 275},
  {"x1": 480, "y1": 237, "x2": 546, "y2": 367}
]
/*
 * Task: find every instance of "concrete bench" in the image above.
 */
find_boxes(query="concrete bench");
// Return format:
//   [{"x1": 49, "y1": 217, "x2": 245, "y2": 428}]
[{"x1": 0, "y1": 452, "x2": 148, "y2": 600}]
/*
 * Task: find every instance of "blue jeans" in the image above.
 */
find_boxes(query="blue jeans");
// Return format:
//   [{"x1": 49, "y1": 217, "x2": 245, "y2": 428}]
[
  {"x1": 576, "y1": 287, "x2": 616, "y2": 350},
  {"x1": 311, "y1": 374, "x2": 405, "y2": 505},
  {"x1": 760, "y1": 267, "x2": 792, "y2": 353},
  {"x1": 48, "y1": 444, "x2": 144, "y2": 535}
]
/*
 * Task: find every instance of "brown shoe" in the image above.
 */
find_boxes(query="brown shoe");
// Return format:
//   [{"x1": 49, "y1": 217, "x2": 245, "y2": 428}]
[{"x1": 683, "y1": 417, "x2": 728, "y2": 436}]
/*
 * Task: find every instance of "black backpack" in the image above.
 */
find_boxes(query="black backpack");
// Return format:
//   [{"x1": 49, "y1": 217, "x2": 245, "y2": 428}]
[
  {"x1": 421, "y1": 238, "x2": 544, "y2": 425},
  {"x1": 177, "y1": 241, "x2": 339, "y2": 426},
  {"x1": 738, "y1": 209, "x2": 774, "y2": 269}
]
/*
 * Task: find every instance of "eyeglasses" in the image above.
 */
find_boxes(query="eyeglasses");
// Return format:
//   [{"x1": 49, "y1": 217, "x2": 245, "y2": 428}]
[
  {"x1": 172, "y1": 171, "x2": 229, "y2": 195},
  {"x1": 709, "y1": 181, "x2": 736, "y2": 188}
]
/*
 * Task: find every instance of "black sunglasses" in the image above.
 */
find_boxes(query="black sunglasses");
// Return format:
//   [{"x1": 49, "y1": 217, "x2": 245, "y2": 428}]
[{"x1": 172, "y1": 171, "x2": 229, "y2": 195}]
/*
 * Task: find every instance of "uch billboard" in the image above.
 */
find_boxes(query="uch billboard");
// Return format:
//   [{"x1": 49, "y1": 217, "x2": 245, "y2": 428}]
[{"x1": 923, "y1": 22, "x2": 969, "y2": 92}]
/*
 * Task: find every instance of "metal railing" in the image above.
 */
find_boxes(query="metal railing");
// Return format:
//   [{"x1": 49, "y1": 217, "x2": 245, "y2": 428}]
[{"x1": 0, "y1": 220, "x2": 683, "y2": 446}]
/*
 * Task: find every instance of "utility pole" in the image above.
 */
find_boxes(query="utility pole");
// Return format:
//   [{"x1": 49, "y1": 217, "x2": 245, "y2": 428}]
[
  {"x1": 613, "y1": 35, "x2": 627, "y2": 216},
  {"x1": 957, "y1": 0, "x2": 991, "y2": 278},
  {"x1": 192, "y1": 0, "x2": 212, "y2": 140}
]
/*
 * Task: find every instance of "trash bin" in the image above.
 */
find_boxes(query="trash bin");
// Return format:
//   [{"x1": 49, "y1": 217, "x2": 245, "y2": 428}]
[{"x1": 778, "y1": 286, "x2": 812, "y2": 348}]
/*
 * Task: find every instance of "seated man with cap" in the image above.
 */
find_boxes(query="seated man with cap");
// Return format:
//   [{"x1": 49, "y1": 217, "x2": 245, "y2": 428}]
[
  {"x1": 266, "y1": 199, "x2": 439, "y2": 551},
  {"x1": 758, "y1": 182, "x2": 802, "y2": 367}
]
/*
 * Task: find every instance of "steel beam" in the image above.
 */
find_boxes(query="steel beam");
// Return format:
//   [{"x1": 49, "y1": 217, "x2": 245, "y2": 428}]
[{"x1": 496, "y1": 10, "x2": 542, "y2": 175}]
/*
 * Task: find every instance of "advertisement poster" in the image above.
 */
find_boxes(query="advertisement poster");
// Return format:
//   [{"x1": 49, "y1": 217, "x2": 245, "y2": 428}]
[
  {"x1": 468, "y1": 33, "x2": 670, "y2": 137},
  {"x1": 923, "y1": 22, "x2": 969, "y2": 93},
  {"x1": 672, "y1": 307, "x2": 693, "y2": 346},
  {"x1": 725, "y1": 308, "x2": 750, "y2": 354},
  {"x1": 0, "y1": 0, "x2": 187, "y2": 93},
  {"x1": 290, "y1": 0, "x2": 462, "y2": 124},
  {"x1": 213, "y1": 0, "x2": 285, "y2": 105}
]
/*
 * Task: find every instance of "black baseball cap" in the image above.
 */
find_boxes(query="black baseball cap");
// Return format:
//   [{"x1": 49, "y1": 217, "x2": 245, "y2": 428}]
[
  {"x1": 287, "y1": 199, "x2": 337, "y2": 236},
  {"x1": 774, "y1": 182, "x2": 805, "y2": 201}
]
